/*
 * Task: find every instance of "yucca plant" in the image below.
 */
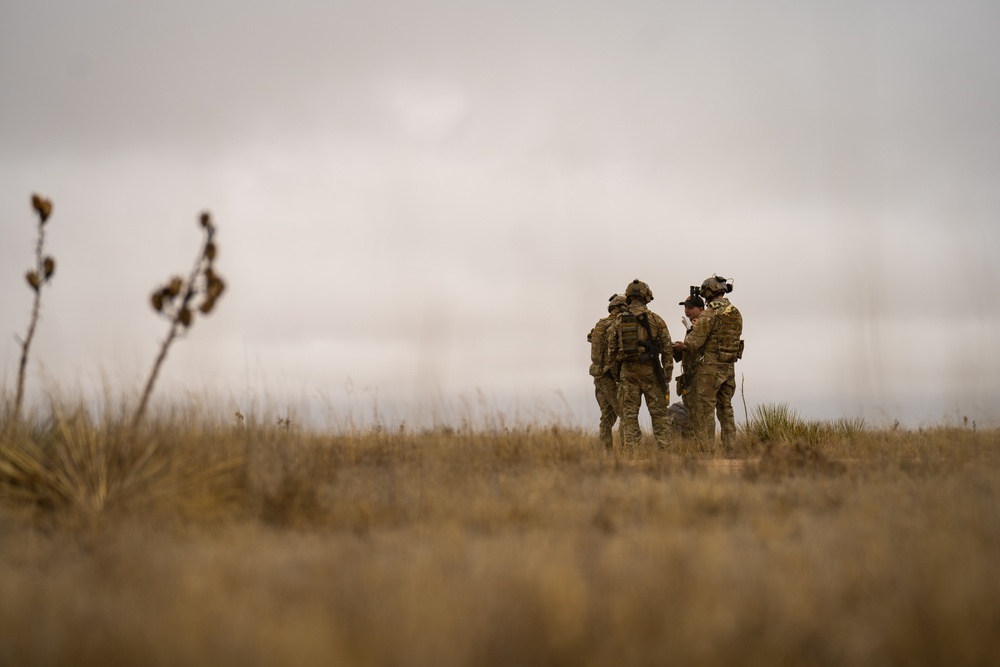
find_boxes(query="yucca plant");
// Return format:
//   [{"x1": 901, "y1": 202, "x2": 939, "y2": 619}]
[
  {"x1": 12, "y1": 194, "x2": 57, "y2": 423},
  {"x1": 0, "y1": 410, "x2": 243, "y2": 517},
  {"x1": 744, "y1": 403, "x2": 808, "y2": 443},
  {"x1": 134, "y1": 212, "x2": 226, "y2": 425}
]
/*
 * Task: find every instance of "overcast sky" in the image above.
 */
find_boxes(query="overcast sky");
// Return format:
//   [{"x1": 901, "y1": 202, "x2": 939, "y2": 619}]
[{"x1": 2, "y1": 0, "x2": 999, "y2": 428}]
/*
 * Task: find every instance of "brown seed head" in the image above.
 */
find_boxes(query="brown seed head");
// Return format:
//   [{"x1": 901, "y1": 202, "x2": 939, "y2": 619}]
[
  {"x1": 208, "y1": 276, "x2": 226, "y2": 299},
  {"x1": 43, "y1": 256, "x2": 56, "y2": 279},
  {"x1": 151, "y1": 292, "x2": 164, "y2": 312},
  {"x1": 199, "y1": 211, "x2": 212, "y2": 229},
  {"x1": 167, "y1": 276, "x2": 183, "y2": 297},
  {"x1": 26, "y1": 271, "x2": 41, "y2": 291},
  {"x1": 178, "y1": 308, "x2": 192, "y2": 327},
  {"x1": 199, "y1": 297, "x2": 216, "y2": 314},
  {"x1": 31, "y1": 194, "x2": 53, "y2": 223},
  {"x1": 204, "y1": 243, "x2": 217, "y2": 261}
]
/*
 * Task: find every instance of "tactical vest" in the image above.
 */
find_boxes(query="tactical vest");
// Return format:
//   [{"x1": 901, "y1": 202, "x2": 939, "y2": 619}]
[
  {"x1": 704, "y1": 300, "x2": 744, "y2": 364},
  {"x1": 588, "y1": 316, "x2": 615, "y2": 376},
  {"x1": 618, "y1": 312, "x2": 640, "y2": 361}
]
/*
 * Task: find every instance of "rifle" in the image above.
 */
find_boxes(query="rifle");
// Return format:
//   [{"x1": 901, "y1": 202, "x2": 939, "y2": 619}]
[{"x1": 636, "y1": 314, "x2": 670, "y2": 399}]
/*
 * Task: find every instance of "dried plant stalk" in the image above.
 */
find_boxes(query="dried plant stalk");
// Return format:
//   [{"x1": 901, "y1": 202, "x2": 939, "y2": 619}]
[
  {"x1": 134, "y1": 212, "x2": 226, "y2": 426},
  {"x1": 13, "y1": 194, "x2": 56, "y2": 423}
]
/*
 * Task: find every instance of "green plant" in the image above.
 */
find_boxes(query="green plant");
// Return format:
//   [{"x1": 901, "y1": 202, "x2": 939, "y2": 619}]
[
  {"x1": 0, "y1": 409, "x2": 242, "y2": 517},
  {"x1": 832, "y1": 416, "x2": 868, "y2": 438},
  {"x1": 744, "y1": 402, "x2": 807, "y2": 442},
  {"x1": 134, "y1": 212, "x2": 226, "y2": 425},
  {"x1": 12, "y1": 194, "x2": 57, "y2": 423}
]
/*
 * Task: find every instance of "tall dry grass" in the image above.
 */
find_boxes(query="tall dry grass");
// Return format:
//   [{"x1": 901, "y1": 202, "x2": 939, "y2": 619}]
[{"x1": 1, "y1": 403, "x2": 998, "y2": 666}]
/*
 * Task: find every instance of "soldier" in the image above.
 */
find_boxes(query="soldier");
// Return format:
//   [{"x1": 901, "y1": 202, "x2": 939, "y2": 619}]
[
  {"x1": 674, "y1": 275, "x2": 743, "y2": 451},
  {"x1": 588, "y1": 294, "x2": 628, "y2": 451},
  {"x1": 669, "y1": 292, "x2": 705, "y2": 436},
  {"x1": 674, "y1": 292, "x2": 705, "y2": 413},
  {"x1": 607, "y1": 279, "x2": 673, "y2": 451}
]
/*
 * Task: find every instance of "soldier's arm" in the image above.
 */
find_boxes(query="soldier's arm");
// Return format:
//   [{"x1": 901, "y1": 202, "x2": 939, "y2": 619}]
[
  {"x1": 684, "y1": 308, "x2": 714, "y2": 352},
  {"x1": 589, "y1": 322, "x2": 605, "y2": 367},
  {"x1": 655, "y1": 315, "x2": 673, "y2": 381},
  {"x1": 604, "y1": 319, "x2": 621, "y2": 376}
]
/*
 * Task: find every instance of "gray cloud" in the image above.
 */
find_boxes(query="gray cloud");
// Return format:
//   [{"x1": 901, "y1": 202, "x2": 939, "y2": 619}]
[{"x1": 2, "y1": 0, "x2": 999, "y2": 427}]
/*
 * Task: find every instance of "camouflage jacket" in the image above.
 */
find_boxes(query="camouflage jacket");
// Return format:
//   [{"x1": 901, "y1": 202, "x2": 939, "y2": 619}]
[
  {"x1": 588, "y1": 314, "x2": 617, "y2": 377},
  {"x1": 675, "y1": 324, "x2": 703, "y2": 384},
  {"x1": 607, "y1": 302, "x2": 673, "y2": 379},
  {"x1": 684, "y1": 298, "x2": 743, "y2": 365}
]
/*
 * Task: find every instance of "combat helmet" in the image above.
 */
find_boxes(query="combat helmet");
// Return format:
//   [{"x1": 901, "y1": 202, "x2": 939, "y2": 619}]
[
  {"x1": 700, "y1": 275, "x2": 734, "y2": 300},
  {"x1": 607, "y1": 293, "x2": 628, "y2": 312},
  {"x1": 625, "y1": 279, "x2": 653, "y2": 303}
]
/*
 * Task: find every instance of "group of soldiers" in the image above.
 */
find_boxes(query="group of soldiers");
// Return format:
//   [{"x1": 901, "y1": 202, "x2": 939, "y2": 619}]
[{"x1": 587, "y1": 275, "x2": 744, "y2": 453}]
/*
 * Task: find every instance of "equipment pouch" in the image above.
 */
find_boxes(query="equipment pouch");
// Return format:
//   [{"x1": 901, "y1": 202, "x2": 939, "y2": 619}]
[
  {"x1": 619, "y1": 313, "x2": 639, "y2": 359},
  {"x1": 717, "y1": 339, "x2": 743, "y2": 363}
]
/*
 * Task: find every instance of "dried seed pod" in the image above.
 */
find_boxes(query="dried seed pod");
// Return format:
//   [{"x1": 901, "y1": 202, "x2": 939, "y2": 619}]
[
  {"x1": 204, "y1": 243, "x2": 217, "y2": 261},
  {"x1": 43, "y1": 256, "x2": 56, "y2": 279},
  {"x1": 31, "y1": 194, "x2": 53, "y2": 223},
  {"x1": 178, "y1": 308, "x2": 192, "y2": 327},
  {"x1": 199, "y1": 211, "x2": 212, "y2": 228},
  {"x1": 151, "y1": 292, "x2": 164, "y2": 312},
  {"x1": 208, "y1": 276, "x2": 226, "y2": 299},
  {"x1": 26, "y1": 270, "x2": 41, "y2": 291},
  {"x1": 167, "y1": 276, "x2": 183, "y2": 297},
  {"x1": 199, "y1": 296, "x2": 216, "y2": 314}
]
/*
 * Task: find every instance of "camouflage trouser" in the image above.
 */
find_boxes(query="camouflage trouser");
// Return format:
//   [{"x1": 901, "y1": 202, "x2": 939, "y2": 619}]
[
  {"x1": 688, "y1": 362, "x2": 737, "y2": 449},
  {"x1": 680, "y1": 374, "x2": 693, "y2": 412},
  {"x1": 594, "y1": 374, "x2": 621, "y2": 451},
  {"x1": 617, "y1": 362, "x2": 672, "y2": 451}
]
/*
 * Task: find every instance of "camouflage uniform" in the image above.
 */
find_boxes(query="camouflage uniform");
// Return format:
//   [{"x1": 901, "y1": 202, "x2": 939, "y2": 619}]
[
  {"x1": 684, "y1": 293, "x2": 743, "y2": 450},
  {"x1": 675, "y1": 321, "x2": 702, "y2": 413},
  {"x1": 607, "y1": 281, "x2": 673, "y2": 451},
  {"x1": 589, "y1": 295, "x2": 627, "y2": 450},
  {"x1": 672, "y1": 322, "x2": 701, "y2": 437}
]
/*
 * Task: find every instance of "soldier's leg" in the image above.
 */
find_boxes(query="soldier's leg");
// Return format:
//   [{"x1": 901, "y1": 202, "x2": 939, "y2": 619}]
[
  {"x1": 640, "y1": 370, "x2": 673, "y2": 449},
  {"x1": 637, "y1": 366, "x2": 671, "y2": 449},
  {"x1": 716, "y1": 366, "x2": 738, "y2": 450},
  {"x1": 679, "y1": 387, "x2": 695, "y2": 438},
  {"x1": 617, "y1": 368, "x2": 643, "y2": 452},
  {"x1": 595, "y1": 376, "x2": 618, "y2": 451},
  {"x1": 603, "y1": 374, "x2": 625, "y2": 450},
  {"x1": 689, "y1": 370, "x2": 719, "y2": 448}
]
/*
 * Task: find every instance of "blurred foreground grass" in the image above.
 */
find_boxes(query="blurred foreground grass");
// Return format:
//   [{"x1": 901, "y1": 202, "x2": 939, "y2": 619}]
[{"x1": 1, "y1": 404, "x2": 998, "y2": 666}]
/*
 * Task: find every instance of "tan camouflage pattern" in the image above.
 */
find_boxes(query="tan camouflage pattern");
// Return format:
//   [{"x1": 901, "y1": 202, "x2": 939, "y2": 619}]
[
  {"x1": 689, "y1": 363, "x2": 737, "y2": 448},
  {"x1": 589, "y1": 313, "x2": 623, "y2": 449},
  {"x1": 594, "y1": 374, "x2": 621, "y2": 450},
  {"x1": 683, "y1": 298, "x2": 743, "y2": 449},
  {"x1": 588, "y1": 314, "x2": 617, "y2": 378},
  {"x1": 675, "y1": 324, "x2": 702, "y2": 412},
  {"x1": 608, "y1": 301, "x2": 673, "y2": 451}
]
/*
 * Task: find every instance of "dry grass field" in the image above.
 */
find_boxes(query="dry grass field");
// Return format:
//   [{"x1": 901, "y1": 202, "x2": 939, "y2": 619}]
[{"x1": 1, "y1": 404, "x2": 999, "y2": 666}]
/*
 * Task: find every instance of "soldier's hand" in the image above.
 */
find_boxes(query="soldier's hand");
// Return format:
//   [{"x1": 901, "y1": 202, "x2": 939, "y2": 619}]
[{"x1": 673, "y1": 341, "x2": 686, "y2": 352}]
